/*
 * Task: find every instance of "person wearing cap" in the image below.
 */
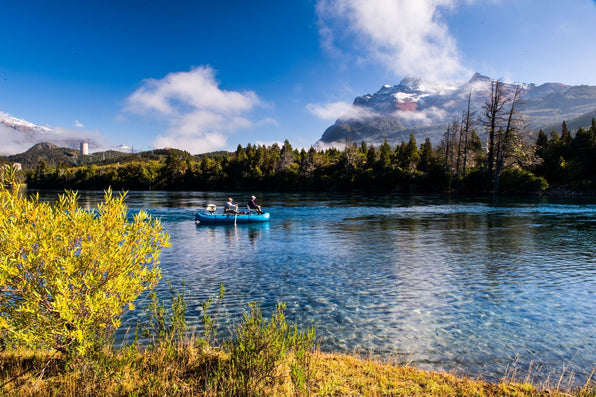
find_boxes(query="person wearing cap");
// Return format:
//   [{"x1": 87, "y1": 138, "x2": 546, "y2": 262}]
[{"x1": 248, "y1": 195, "x2": 263, "y2": 214}]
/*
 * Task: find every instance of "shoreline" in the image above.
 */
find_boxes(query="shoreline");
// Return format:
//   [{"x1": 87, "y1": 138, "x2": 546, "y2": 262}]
[{"x1": 1, "y1": 347, "x2": 593, "y2": 396}]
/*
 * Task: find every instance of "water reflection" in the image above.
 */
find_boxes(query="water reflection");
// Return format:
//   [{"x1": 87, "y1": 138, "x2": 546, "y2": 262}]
[
  {"x1": 32, "y1": 190, "x2": 596, "y2": 386},
  {"x1": 195, "y1": 222, "x2": 270, "y2": 250}
]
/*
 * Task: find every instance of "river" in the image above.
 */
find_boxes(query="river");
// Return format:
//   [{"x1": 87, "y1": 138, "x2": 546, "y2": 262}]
[{"x1": 38, "y1": 190, "x2": 596, "y2": 387}]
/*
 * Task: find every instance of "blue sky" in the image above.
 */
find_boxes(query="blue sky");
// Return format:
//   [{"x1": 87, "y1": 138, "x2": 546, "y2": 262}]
[{"x1": 1, "y1": 0, "x2": 596, "y2": 154}]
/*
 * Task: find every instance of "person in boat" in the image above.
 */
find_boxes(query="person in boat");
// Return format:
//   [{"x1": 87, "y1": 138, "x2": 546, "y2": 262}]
[
  {"x1": 224, "y1": 197, "x2": 238, "y2": 214},
  {"x1": 248, "y1": 195, "x2": 263, "y2": 214}
]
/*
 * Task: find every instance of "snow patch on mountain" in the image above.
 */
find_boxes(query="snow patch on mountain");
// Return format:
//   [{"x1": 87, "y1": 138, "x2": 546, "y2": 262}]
[
  {"x1": 0, "y1": 112, "x2": 111, "y2": 155},
  {"x1": 317, "y1": 73, "x2": 596, "y2": 148},
  {"x1": 0, "y1": 113, "x2": 53, "y2": 134}
]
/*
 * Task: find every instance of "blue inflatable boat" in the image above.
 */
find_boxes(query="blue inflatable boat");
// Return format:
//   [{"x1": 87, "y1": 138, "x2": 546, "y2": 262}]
[{"x1": 195, "y1": 204, "x2": 270, "y2": 224}]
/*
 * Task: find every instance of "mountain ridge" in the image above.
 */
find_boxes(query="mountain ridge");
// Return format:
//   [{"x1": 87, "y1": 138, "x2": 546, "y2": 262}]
[{"x1": 316, "y1": 73, "x2": 596, "y2": 148}]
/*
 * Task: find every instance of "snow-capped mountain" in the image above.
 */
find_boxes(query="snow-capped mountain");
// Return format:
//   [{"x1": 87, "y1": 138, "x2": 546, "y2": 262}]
[
  {"x1": 0, "y1": 113, "x2": 91, "y2": 155},
  {"x1": 0, "y1": 113, "x2": 131, "y2": 155},
  {"x1": 0, "y1": 114, "x2": 54, "y2": 136},
  {"x1": 317, "y1": 73, "x2": 596, "y2": 147}
]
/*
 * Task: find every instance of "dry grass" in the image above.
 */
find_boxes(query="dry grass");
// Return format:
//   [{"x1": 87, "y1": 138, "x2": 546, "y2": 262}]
[{"x1": 1, "y1": 346, "x2": 593, "y2": 396}]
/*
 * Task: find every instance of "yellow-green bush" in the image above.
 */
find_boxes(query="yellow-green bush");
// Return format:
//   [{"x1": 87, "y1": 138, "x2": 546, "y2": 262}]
[{"x1": 0, "y1": 166, "x2": 169, "y2": 357}]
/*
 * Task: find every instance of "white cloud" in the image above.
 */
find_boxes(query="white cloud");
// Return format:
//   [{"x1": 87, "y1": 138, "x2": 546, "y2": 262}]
[
  {"x1": 74, "y1": 120, "x2": 84, "y2": 128},
  {"x1": 153, "y1": 131, "x2": 227, "y2": 154},
  {"x1": 52, "y1": 126, "x2": 106, "y2": 146},
  {"x1": 307, "y1": 101, "x2": 385, "y2": 122},
  {"x1": 342, "y1": 105, "x2": 383, "y2": 121},
  {"x1": 0, "y1": 112, "x2": 106, "y2": 155},
  {"x1": 0, "y1": 124, "x2": 105, "y2": 155},
  {"x1": 0, "y1": 124, "x2": 35, "y2": 155},
  {"x1": 392, "y1": 106, "x2": 449, "y2": 126},
  {"x1": 256, "y1": 117, "x2": 279, "y2": 127},
  {"x1": 306, "y1": 101, "x2": 353, "y2": 120},
  {"x1": 125, "y1": 66, "x2": 263, "y2": 153},
  {"x1": 316, "y1": 0, "x2": 472, "y2": 82}
]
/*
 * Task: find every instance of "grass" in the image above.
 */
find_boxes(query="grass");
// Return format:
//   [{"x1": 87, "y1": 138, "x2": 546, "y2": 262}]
[{"x1": 1, "y1": 342, "x2": 595, "y2": 396}]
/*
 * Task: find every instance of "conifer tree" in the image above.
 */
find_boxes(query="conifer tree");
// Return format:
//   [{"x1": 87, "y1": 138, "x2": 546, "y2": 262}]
[
  {"x1": 560, "y1": 121, "x2": 571, "y2": 143},
  {"x1": 418, "y1": 138, "x2": 434, "y2": 172}
]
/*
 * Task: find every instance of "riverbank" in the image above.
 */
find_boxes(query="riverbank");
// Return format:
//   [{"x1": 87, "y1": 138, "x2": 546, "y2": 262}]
[{"x1": 1, "y1": 347, "x2": 593, "y2": 396}]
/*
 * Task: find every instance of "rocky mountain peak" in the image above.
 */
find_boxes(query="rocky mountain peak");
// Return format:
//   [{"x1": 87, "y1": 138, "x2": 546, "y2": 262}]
[
  {"x1": 396, "y1": 76, "x2": 423, "y2": 93},
  {"x1": 469, "y1": 72, "x2": 491, "y2": 83},
  {"x1": 317, "y1": 73, "x2": 596, "y2": 149}
]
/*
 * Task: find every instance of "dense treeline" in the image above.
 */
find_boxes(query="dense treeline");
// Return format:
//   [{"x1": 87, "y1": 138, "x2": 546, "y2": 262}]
[
  {"x1": 534, "y1": 120, "x2": 596, "y2": 190},
  {"x1": 23, "y1": 136, "x2": 464, "y2": 192},
  {"x1": 20, "y1": 117, "x2": 596, "y2": 194}
]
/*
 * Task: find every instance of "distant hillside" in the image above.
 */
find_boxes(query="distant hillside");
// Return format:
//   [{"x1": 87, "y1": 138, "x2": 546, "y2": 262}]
[
  {"x1": 0, "y1": 142, "x2": 136, "y2": 170},
  {"x1": 1, "y1": 143, "x2": 79, "y2": 170},
  {"x1": 539, "y1": 109, "x2": 596, "y2": 134},
  {"x1": 0, "y1": 142, "x2": 236, "y2": 171},
  {"x1": 317, "y1": 73, "x2": 596, "y2": 148}
]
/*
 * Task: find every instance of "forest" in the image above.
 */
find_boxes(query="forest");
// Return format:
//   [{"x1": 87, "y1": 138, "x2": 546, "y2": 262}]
[
  {"x1": 17, "y1": 118, "x2": 594, "y2": 195},
  {"x1": 9, "y1": 81, "x2": 596, "y2": 195}
]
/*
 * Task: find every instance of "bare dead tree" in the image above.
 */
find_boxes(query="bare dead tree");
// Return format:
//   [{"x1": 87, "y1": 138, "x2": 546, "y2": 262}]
[
  {"x1": 494, "y1": 84, "x2": 526, "y2": 191},
  {"x1": 442, "y1": 118, "x2": 461, "y2": 173},
  {"x1": 343, "y1": 139, "x2": 359, "y2": 175},
  {"x1": 442, "y1": 124, "x2": 450, "y2": 170},
  {"x1": 481, "y1": 79, "x2": 509, "y2": 192},
  {"x1": 449, "y1": 118, "x2": 461, "y2": 173},
  {"x1": 461, "y1": 91, "x2": 476, "y2": 176},
  {"x1": 456, "y1": 109, "x2": 465, "y2": 175}
]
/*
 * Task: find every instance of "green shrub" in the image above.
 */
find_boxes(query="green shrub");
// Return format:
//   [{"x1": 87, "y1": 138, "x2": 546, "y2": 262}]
[
  {"x1": 140, "y1": 281, "x2": 188, "y2": 350},
  {"x1": 214, "y1": 302, "x2": 315, "y2": 396},
  {"x1": 499, "y1": 168, "x2": 549, "y2": 193},
  {"x1": 199, "y1": 283, "x2": 226, "y2": 347}
]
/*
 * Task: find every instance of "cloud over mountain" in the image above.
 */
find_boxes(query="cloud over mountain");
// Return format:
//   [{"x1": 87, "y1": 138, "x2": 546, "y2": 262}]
[
  {"x1": 316, "y1": 73, "x2": 596, "y2": 148},
  {"x1": 306, "y1": 101, "x2": 353, "y2": 120},
  {"x1": 125, "y1": 66, "x2": 266, "y2": 153},
  {"x1": 0, "y1": 112, "x2": 105, "y2": 155},
  {"x1": 316, "y1": 0, "x2": 471, "y2": 82}
]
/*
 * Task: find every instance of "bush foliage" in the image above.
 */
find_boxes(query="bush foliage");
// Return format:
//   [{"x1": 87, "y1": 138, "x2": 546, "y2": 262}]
[{"x1": 0, "y1": 166, "x2": 169, "y2": 357}]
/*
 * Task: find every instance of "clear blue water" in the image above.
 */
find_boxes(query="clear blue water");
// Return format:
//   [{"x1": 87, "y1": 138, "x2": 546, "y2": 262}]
[{"x1": 39, "y1": 191, "x2": 596, "y2": 386}]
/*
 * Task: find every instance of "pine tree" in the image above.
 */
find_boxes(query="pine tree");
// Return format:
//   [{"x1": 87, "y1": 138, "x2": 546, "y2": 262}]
[
  {"x1": 560, "y1": 121, "x2": 571, "y2": 143},
  {"x1": 418, "y1": 138, "x2": 434, "y2": 172}
]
